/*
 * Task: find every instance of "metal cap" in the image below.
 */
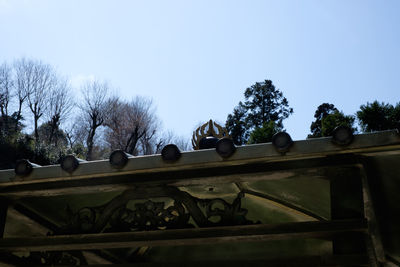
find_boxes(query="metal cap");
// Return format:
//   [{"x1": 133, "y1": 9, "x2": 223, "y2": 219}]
[
  {"x1": 332, "y1": 126, "x2": 354, "y2": 146},
  {"x1": 272, "y1": 132, "x2": 293, "y2": 153},
  {"x1": 14, "y1": 159, "x2": 34, "y2": 176},
  {"x1": 161, "y1": 144, "x2": 181, "y2": 162},
  {"x1": 109, "y1": 150, "x2": 130, "y2": 168},
  {"x1": 199, "y1": 136, "x2": 219, "y2": 149},
  {"x1": 61, "y1": 155, "x2": 80, "y2": 173},
  {"x1": 216, "y1": 138, "x2": 236, "y2": 158}
]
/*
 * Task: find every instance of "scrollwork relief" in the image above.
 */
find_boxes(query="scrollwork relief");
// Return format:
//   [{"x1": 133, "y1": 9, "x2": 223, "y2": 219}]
[
  {"x1": 108, "y1": 200, "x2": 191, "y2": 232},
  {"x1": 61, "y1": 186, "x2": 254, "y2": 234},
  {"x1": 19, "y1": 251, "x2": 86, "y2": 266}
]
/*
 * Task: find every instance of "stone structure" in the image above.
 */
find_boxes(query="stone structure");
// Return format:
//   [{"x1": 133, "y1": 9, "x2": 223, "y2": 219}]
[{"x1": 0, "y1": 129, "x2": 399, "y2": 265}]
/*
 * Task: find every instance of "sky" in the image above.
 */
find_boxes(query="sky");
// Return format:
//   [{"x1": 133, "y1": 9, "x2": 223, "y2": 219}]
[{"x1": 1, "y1": 0, "x2": 399, "y2": 141}]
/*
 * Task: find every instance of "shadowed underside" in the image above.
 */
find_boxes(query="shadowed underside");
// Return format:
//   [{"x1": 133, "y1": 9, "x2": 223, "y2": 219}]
[{"x1": 0, "y1": 130, "x2": 399, "y2": 266}]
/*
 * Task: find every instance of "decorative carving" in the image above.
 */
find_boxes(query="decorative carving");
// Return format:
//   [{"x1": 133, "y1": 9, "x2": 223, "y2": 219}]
[
  {"x1": 65, "y1": 206, "x2": 99, "y2": 233},
  {"x1": 61, "y1": 187, "x2": 254, "y2": 234},
  {"x1": 20, "y1": 251, "x2": 86, "y2": 265},
  {"x1": 192, "y1": 119, "x2": 230, "y2": 150},
  {"x1": 108, "y1": 200, "x2": 191, "y2": 232},
  {"x1": 199, "y1": 192, "x2": 252, "y2": 226}
]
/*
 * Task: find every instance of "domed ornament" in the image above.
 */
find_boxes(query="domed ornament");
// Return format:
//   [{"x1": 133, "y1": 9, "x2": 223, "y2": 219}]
[{"x1": 192, "y1": 119, "x2": 230, "y2": 150}]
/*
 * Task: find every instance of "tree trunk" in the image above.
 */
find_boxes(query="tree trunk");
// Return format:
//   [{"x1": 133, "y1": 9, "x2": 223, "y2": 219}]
[
  {"x1": 126, "y1": 132, "x2": 139, "y2": 155},
  {"x1": 86, "y1": 130, "x2": 95, "y2": 161},
  {"x1": 86, "y1": 122, "x2": 99, "y2": 161},
  {"x1": 34, "y1": 115, "x2": 39, "y2": 144},
  {"x1": 126, "y1": 126, "x2": 146, "y2": 155},
  {"x1": 15, "y1": 101, "x2": 23, "y2": 132},
  {"x1": 49, "y1": 116, "x2": 59, "y2": 145}
]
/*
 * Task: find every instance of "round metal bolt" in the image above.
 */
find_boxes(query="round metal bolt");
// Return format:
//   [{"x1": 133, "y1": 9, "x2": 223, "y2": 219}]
[
  {"x1": 15, "y1": 159, "x2": 34, "y2": 176},
  {"x1": 161, "y1": 144, "x2": 181, "y2": 162},
  {"x1": 332, "y1": 126, "x2": 354, "y2": 146},
  {"x1": 61, "y1": 155, "x2": 80, "y2": 173},
  {"x1": 272, "y1": 132, "x2": 293, "y2": 153},
  {"x1": 109, "y1": 150, "x2": 129, "y2": 168},
  {"x1": 216, "y1": 138, "x2": 236, "y2": 158}
]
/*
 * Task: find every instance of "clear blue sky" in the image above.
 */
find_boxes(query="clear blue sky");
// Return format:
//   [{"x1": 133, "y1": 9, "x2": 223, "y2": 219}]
[{"x1": 1, "y1": 0, "x2": 399, "y2": 141}]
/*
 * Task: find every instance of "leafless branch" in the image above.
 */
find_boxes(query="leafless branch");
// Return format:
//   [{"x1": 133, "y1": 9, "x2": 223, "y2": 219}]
[
  {"x1": 14, "y1": 58, "x2": 56, "y2": 142},
  {"x1": 0, "y1": 62, "x2": 13, "y2": 118},
  {"x1": 79, "y1": 80, "x2": 110, "y2": 160}
]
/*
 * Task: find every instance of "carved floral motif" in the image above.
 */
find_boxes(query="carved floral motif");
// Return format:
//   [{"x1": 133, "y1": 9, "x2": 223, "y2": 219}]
[{"x1": 62, "y1": 186, "x2": 254, "y2": 234}]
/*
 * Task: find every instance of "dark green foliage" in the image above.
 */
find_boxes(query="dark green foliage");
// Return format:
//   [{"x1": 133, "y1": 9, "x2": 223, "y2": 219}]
[
  {"x1": 248, "y1": 121, "x2": 281, "y2": 144},
  {"x1": 70, "y1": 143, "x2": 87, "y2": 160},
  {"x1": 37, "y1": 121, "x2": 68, "y2": 147},
  {"x1": 226, "y1": 80, "x2": 293, "y2": 145},
  {"x1": 225, "y1": 102, "x2": 248, "y2": 145},
  {"x1": 321, "y1": 111, "x2": 356, "y2": 137},
  {"x1": 309, "y1": 103, "x2": 338, "y2": 138},
  {"x1": 0, "y1": 112, "x2": 23, "y2": 140},
  {"x1": 0, "y1": 134, "x2": 53, "y2": 169},
  {"x1": 243, "y1": 80, "x2": 293, "y2": 129},
  {"x1": 357, "y1": 101, "x2": 400, "y2": 132},
  {"x1": 0, "y1": 116, "x2": 69, "y2": 169}
]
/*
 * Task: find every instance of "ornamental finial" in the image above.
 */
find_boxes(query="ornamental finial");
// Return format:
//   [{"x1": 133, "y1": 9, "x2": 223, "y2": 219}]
[{"x1": 191, "y1": 120, "x2": 230, "y2": 150}]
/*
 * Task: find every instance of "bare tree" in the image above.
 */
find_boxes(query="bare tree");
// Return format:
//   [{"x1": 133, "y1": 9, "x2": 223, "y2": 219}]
[
  {"x1": 0, "y1": 62, "x2": 13, "y2": 118},
  {"x1": 105, "y1": 97, "x2": 188, "y2": 155},
  {"x1": 171, "y1": 135, "x2": 191, "y2": 152},
  {"x1": 65, "y1": 119, "x2": 86, "y2": 149},
  {"x1": 79, "y1": 80, "x2": 110, "y2": 160},
  {"x1": 13, "y1": 58, "x2": 33, "y2": 128},
  {"x1": 140, "y1": 130, "x2": 158, "y2": 155},
  {"x1": 152, "y1": 130, "x2": 191, "y2": 154},
  {"x1": 46, "y1": 77, "x2": 74, "y2": 145},
  {"x1": 15, "y1": 58, "x2": 56, "y2": 142},
  {"x1": 105, "y1": 96, "x2": 159, "y2": 155},
  {"x1": 139, "y1": 119, "x2": 162, "y2": 155}
]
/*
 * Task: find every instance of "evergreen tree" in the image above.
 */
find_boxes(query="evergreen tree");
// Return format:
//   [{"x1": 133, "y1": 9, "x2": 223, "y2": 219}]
[
  {"x1": 225, "y1": 102, "x2": 248, "y2": 145},
  {"x1": 308, "y1": 103, "x2": 338, "y2": 138},
  {"x1": 357, "y1": 101, "x2": 400, "y2": 132},
  {"x1": 226, "y1": 80, "x2": 293, "y2": 145},
  {"x1": 321, "y1": 111, "x2": 356, "y2": 137},
  {"x1": 243, "y1": 80, "x2": 293, "y2": 129},
  {"x1": 248, "y1": 121, "x2": 281, "y2": 144}
]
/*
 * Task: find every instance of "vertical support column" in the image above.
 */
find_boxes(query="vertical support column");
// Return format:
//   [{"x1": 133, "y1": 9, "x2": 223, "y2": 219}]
[
  {"x1": 329, "y1": 165, "x2": 366, "y2": 255},
  {"x1": 359, "y1": 157, "x2": 387, "y2": 266},
  {"x1": 0, "y1": 198, "x2": 8, "y2": 238}
]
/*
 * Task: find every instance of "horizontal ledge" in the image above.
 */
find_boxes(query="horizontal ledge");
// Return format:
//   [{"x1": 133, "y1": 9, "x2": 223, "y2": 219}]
[
  {"x1": 0, "y1": 158, "x2": 362, "y2": 198},
  {"x1": 0, "y1": 219, "x2": 367, "y2": 252},
  {"x1": 0, "y1": 130, "x2": 399, "y2": 185},
  {"x1": 69, "y1": 255, "x2": 369, "y2": 267}
]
